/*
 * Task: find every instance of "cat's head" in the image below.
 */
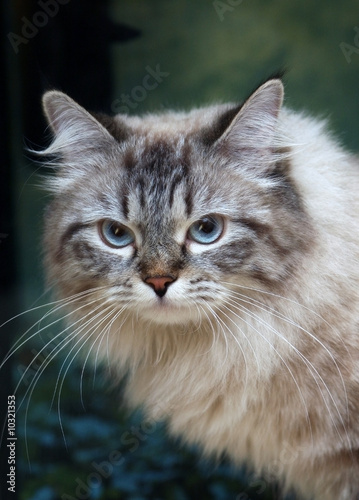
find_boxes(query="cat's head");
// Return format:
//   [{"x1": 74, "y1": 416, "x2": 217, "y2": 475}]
[{"x1": 41, "y1": 79, "x2": 309, "y2": 326}]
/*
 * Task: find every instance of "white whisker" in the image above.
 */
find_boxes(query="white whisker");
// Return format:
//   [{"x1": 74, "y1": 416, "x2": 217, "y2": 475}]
[
  {"x1": 220, "y1": 300, "x2": 314, "y2": 443},
  {"x1": 82, "y1": 305, "x2": 125, "y2": 397},
  {"x1": 196, "y1": 304, "x2": 219, "y2": 357},
  {"x1": 224, "y1": 284, "x2": 349, "y2": 424},
  {"x1": 11, "y1": 293, "x2": 107, "y2": 399},
  {"x1": 206, "y1": 304, "x2": 251, "y2": 389},
  {"x1": 55, "y1": 303, "x2": 117, "y2": 446},
  {"x1": 0, "y1": 287, "x2": 107, "y2": 369},
  {"x1": 226, "y1": 297, "x2": 352, "y2": 449},
  {"x1": 21, "y1": 300, "x2": 108, "y2": 464}
]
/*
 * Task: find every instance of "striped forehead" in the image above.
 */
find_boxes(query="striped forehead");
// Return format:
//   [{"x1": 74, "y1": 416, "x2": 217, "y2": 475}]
[{"x1": 122, "y1": 139, "x2": 193, "y2": 221}]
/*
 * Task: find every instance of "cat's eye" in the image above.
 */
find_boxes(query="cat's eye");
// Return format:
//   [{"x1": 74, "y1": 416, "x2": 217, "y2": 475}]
[
  {"x1": 99, "y1": 220, "x2": 135, "y2": 248},
  {"x1": 188, "y1": 215, "x2": 224, "y2": 244}
]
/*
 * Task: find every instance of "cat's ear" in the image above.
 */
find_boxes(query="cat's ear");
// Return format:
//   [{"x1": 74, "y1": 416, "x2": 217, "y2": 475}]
[
  {"x1": 42, "y1": 91, "x2": 116, "y2": 155},
  {"x1": 40, "y1": 92, "x2": 123, "y2": 191},
  {"x1": 216, "y1": 79, "x2": 284, "y2": 152}
]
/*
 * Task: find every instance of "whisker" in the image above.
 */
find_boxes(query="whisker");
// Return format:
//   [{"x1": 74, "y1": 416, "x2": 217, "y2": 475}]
[
  {"x1": 50, "y1": 302, "x2": 115, "y2": 410},
  {"x1": 0, "y1": 292, "x2": 108, "y2": 455},
  {"x1": 205, "y1": 304, "x2": 230, "y2": 367},
  {"x1": 104, "y1": 309, "x2": 131, "y2": 373},
  {"x1": 20, "y1": 300, "x2": 108, "y2": 466},
  {"x1": 80, "y1": 305, "x2": 125, "y2": 400},
  {"x1": 0, "y1": 287, "x2": 107, "y2": 369},
  {"x1": 10, "y1": 294, "x2": 107, "y2": 398},
  {"x1": 227, "y1": 297, "x2": 352, "y2": 448},
  {"x1": 206, "y1": 304, "x2": 251, "y2": 388},
  {"x1": 223, "y1": 297, "x2": 352, "y2": 449},
  {"x1": 195, "y1": 304, "x2": 219, "y2": 356},
  {"x1": 54, "y1": 303, "x2": 117, "y2": 447},
  {"x1": 223, "y1": 279, "x2": 351, "y2": 354},
  {"x1": 220, "y1": 300, "x2": 314, "y2": 443},
  {"x1": 224, "y1": 286, "x2": 349, "y2": 425}
]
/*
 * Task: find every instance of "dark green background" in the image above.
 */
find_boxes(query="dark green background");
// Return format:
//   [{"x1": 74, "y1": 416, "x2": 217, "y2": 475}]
[{"x1": 2, "y1": 1, "x2": 359, "y2": 499}]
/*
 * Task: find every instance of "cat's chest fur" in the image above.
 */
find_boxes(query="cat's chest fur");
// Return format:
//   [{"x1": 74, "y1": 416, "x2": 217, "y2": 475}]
[{"x1": 118, "y1": 289, "x2": 355, "y2": 451}]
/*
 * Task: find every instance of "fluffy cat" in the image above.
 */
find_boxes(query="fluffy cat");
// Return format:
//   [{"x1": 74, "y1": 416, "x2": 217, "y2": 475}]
[{"x1": 39, "y1": 79, "x2": 359, "y2": 500}]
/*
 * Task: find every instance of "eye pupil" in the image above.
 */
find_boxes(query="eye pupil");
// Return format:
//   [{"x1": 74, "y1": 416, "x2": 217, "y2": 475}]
[
  {"x1": 188, "y1": 215, "x2": 224, "y2": 244},
  {"x1": 114, "y1": 226, "x2": 123, "y2": 236},
  {"x1": 199, "y1": 218, "x2": 215, "y2": 234}
]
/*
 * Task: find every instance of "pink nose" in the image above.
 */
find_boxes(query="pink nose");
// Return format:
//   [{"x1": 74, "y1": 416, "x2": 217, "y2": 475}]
[{"x1": 144, "y1": 275, "x2": 176, "y2": 297}]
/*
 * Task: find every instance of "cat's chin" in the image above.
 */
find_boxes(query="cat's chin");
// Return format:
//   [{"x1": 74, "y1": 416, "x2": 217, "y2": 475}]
[{"x1": 138, "y1": 303, "x2": 199, "y2": 326}]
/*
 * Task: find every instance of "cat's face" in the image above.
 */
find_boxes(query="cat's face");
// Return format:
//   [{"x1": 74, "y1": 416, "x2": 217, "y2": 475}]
[{"x1": 42, "y1": 80, "x2": 310, "y2": 326}]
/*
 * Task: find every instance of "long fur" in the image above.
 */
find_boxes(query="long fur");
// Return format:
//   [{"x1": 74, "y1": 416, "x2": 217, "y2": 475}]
[{"x1": 40, "y1": 79, "x2": 359, "y2": 499}]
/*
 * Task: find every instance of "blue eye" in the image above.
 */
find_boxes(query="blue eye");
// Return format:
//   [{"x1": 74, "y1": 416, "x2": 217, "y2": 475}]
[
  {"x1": 188, "y1": 215, "x2": 224, "y2": 244},
  {"x1": 99, "y1": 220, "x2": 135, "y2": 248}
]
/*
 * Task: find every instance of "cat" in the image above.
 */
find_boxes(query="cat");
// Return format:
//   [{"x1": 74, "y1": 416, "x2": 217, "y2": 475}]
[{"x1": 38, "y1": 78, "x2": 359, "y2": 500}]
